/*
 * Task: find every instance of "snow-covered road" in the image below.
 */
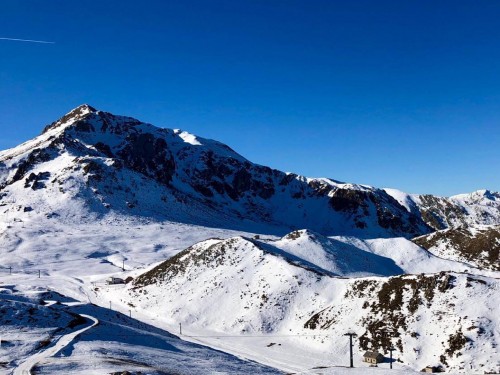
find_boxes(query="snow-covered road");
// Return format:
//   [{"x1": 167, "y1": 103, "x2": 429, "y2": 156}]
[{"x1": 13, "y1": 314, "x2": 98, "y2": 375}]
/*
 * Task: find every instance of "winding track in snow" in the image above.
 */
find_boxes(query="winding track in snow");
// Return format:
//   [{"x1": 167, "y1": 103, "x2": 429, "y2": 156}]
[{"x1": 13, "y1": 314, "x2": 98, "y2": 375}]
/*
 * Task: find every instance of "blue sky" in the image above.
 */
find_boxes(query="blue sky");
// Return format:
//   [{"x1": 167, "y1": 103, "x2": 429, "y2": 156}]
[{"x1": 1, "y1": 1, "x2": 499, "y2": 196}]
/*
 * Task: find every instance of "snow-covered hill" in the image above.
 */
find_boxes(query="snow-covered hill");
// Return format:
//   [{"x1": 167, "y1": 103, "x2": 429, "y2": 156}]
[
  {"x1": 304, "y1": 272, "x2": 499, "y2": 373},
  {"x1": 265, "y1": 229, "x2": 404, "y2": 277},
  {"x1": 256, "y1": 229, "x2": 483, "y2": 277},
  {"x1": 106, "y1": 234, "x2": 499, "y2": 374}
]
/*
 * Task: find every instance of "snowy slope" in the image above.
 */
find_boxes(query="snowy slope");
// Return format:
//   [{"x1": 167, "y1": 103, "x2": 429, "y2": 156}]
[
  {"x1": 265, "y1": 230, "x2": 488, "y2": 277},
  {"x1": 0, "y1": 275, "x2": 281, "y2": 375},
  {"x1": 105, "y1": 234, "x2": 500, "y2": 374},
  {"x1": 263, "y1": 230, "x2": 404, "y2": 277},
  {"x1": 128, "y1": 236, "x2": 336, "y2": 333},
  {"x1": 329, "y1": 236, "x2": 493, "y2": 276},
  {"x1": 304, "y1": 272, "x2": 500, "y2": 373},
  {"x1": 0, "y1": 287, "x2": 77, "y2": 370}
]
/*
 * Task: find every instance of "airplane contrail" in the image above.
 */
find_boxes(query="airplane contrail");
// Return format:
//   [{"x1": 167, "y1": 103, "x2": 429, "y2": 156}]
[{"x1": 0, "y1": 37, "x2": 55, "y2": 44}]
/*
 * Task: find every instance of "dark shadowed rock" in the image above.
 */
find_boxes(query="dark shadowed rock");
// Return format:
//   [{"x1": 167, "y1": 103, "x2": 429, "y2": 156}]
[{"x1": 118, "y1": 133, "x2": 176, "y2": 186}]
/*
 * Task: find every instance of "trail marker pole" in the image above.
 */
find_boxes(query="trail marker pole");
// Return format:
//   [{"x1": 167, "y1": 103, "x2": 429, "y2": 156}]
[
  {"x1": 129, "y1": 310, "x2": 131, "y2": 318},
  {"x1": 122, "y1": 260, "x2": 125, "y2": 271},
  {"x1": 109, "y1": 301, "x2": 112, "y2": 310},
  {"x1": 38, "y1": 270, "x2": 40, "y2": 278},
  {"x1": 179, "y1": 323, "x2": 182, "y2": 335},
  {"x1": 344, "y1": 332, "x2": 357, "y2": 368}
]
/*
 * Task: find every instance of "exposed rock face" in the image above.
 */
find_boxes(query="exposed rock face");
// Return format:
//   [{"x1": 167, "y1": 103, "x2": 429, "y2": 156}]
[
  {"x1": 413, "y1": 225, "x2": 500, "y2": 271},
  {"x1": 117, "y1": 133, "x2": 175, "y2": 186},
  {"x1": 11, "y1": 148, "x2": 52, "y2": 184},
  {"x1": 417, "y1": 194, "x2": 481, "y2": 230}
]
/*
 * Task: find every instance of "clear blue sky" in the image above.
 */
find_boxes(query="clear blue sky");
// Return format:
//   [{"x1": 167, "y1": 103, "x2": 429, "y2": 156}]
[{"x1": 1, "y1": 1, "x2": 499, "y2": 196}]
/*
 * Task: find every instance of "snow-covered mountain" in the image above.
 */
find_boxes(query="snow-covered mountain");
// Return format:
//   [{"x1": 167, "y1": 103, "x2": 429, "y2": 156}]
[
  {"x1": 0, "y1": 104, "x2": 435, "y2": 238},
  {"x1": 2, "y1": 105, "x2": 499, "y2": 238},
  {"x1": 106, "y1": 232, "x2": 499, "y2": 374},
  {"x1": 385, "y1": 188, "x2": 500, "y2": 230}
]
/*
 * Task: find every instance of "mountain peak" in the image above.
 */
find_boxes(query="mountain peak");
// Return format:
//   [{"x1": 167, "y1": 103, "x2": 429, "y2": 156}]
[
  {"x1": 72, "y1": 103, "x2": 97, "y2": 113},
  {"x1": 475, "y1": 189, "x2": 498, "y2": 199},
  {"x1": 450, "y1": 189, "x2": 500, "y2": 202},
  {"x1": 42, "y1": 104, "x2": 98, "y2": 134}
]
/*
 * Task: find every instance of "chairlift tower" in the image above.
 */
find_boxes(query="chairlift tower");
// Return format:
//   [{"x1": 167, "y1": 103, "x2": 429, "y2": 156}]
[
  {"x1": 375, "y1": 328, "x2": 396, "y2": 369},
  {"x1": 344, "y1": 331, "x2": 357, "y2": 368}
]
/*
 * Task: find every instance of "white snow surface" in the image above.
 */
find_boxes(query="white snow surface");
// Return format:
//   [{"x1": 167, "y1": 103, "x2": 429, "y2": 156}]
[{"x1": 0, "y1": 272, "x2": 282, "y2": 374}]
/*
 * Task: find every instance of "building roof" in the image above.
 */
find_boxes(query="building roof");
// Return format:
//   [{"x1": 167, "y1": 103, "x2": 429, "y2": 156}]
[{"x1": 363, "y1": 351, "x2": 384, "y2": 359}]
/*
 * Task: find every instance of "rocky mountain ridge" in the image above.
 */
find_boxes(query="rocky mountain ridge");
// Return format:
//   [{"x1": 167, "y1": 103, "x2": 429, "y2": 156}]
[
  {"x1": 0, "y1": 106, "x2": 429, "y2": 237},
  {"x1": 385, "y1": 188, "x2": 500, "y2": 231},
  {"x1": 413, "y1": 225, "x2": 500, "y2": 271},
  {"x1": 1, "y1": 105, "x2": 499, "y2": 238}
]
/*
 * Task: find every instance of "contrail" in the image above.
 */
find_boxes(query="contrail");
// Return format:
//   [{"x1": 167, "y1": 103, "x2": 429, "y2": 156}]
[{"x1": 0, "y1": 37, "x2": 55, "y2": 44}]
